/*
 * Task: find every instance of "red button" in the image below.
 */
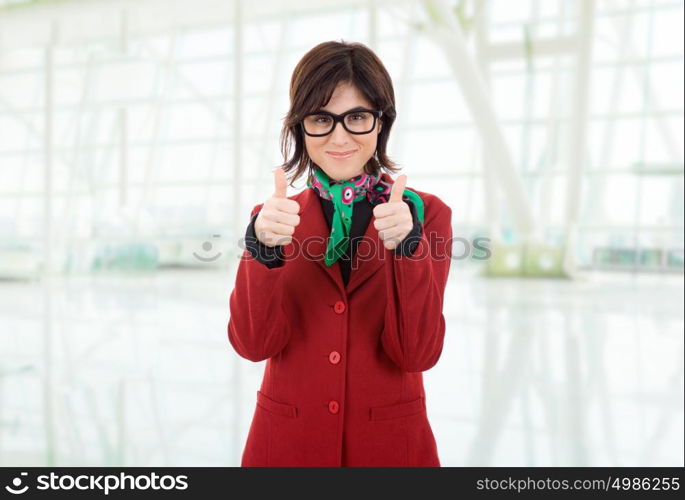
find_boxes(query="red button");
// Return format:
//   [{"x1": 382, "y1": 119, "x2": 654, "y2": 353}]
[
  {"x1": 328, "y1": 400, "x2": 340, "y2": 414},
  {"x1": 328, "y1": 351, "x2": 341, "y2": 364},
  {"x1": 333, "y1": 301, "x2": 346, "y2": 314}
]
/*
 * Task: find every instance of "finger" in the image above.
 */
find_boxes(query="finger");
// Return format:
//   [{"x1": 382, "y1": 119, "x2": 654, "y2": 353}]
[
  {"x1": 262, "y1": 232, "x2": 293, "y2": 247},
  {"x1": 379, "y1": 226, "x2": 404, "y2": 243},
  {"x1": 270, "y1": 232, "x2": 293, "y2": 246},
  {"x1": 273, "y1": 167, "x2": 288, "y2": 198},
  {"x1": 373, "y1": 215, "x2": 399, "y2": 231},
  {"x1": 389, "y1": 174, "x2": 407, "y2": 203},
  {"x1": 372, "y1": 202, "x2": 395, "y2": 219},
  {"x1": 273, "y1": 198, "x2": 300, "y2": 214},
  {"x1": 383, "y1": 239, "x2": 398, "y2": 250},
  {"x1": 382, "y1": 234, "x2": 401, "y2": 250},
  {"x1": 272, "y1": 211, "x2": 300, "y2": 227},
  {"x1": 262, "y1": 221, "x2": 296, "y2": 236}
]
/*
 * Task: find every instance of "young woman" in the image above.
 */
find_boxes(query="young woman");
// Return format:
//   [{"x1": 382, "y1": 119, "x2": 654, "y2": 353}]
[{"x1": 227, "y1": 40, "x2": 453, "y2": 467}]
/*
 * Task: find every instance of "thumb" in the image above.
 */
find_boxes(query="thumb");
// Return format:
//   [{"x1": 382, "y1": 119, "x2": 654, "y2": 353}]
[
  {"x1": 389, "y1": 174, "x2": 407, "y2": 203},
  {"x1": 273, "y1": 167, "x2": 288, "y2": 198}
]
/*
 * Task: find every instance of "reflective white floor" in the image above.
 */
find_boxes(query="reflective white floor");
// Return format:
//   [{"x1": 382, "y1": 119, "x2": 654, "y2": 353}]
[{"x1": 0, "y1": 267, "x2": 682, "y2": 466}]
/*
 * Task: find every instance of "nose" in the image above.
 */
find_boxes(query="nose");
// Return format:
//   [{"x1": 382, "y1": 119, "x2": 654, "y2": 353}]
[{"x1": 329, "y1": 121, "x2": 352, "y2": 146}]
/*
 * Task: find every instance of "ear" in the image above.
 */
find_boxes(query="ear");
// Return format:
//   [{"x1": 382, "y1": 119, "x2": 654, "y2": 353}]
[{"x1": 377, "y1": 119, "x2": 382, "y2": 133}]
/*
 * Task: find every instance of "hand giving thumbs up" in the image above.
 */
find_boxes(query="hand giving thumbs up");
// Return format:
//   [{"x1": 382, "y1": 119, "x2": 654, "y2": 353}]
[
  {"x1": 254, "y1": 167, "x2": 301, "y2": 247},
  {"x1": 372, "y1": 174, "x2": 413, "y2": 251}
]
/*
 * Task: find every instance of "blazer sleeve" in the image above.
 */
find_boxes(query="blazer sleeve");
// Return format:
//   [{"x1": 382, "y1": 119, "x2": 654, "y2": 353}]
[
  {"x1": 245, "y1": 211, "x2": 286, "y2": 268},
  {"x1": 380, "y1": 200, "x2": 452, "y2": 372},
  {"x1": 227, "y1": 203, "x2": 292, "y2": 362}
]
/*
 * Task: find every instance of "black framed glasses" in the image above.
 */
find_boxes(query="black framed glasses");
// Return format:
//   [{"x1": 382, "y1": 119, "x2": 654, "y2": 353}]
[{"x1": 301, "y1": 108, "x2": 383, "y2": 137}]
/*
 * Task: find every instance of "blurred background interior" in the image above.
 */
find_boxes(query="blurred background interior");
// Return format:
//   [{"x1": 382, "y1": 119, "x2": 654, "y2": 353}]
[{"x1": 0, "y1": 0, "x2": 682, "y2": 466}]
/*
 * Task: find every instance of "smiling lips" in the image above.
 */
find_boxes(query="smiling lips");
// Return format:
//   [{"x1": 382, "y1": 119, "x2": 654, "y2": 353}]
[{"x1": 327, "y1": 150, "x2": 356, "y2": 159}]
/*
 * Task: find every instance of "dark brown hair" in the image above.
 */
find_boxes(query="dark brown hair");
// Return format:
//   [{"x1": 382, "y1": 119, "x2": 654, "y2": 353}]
[{"x1": 279, "y1": 40, "x2": 399, "y2": 187}]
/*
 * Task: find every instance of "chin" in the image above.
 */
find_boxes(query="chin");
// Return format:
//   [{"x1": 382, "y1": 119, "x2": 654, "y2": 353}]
[{"x1": 324, "y1": 164, "x2": 365, "y2": 181}]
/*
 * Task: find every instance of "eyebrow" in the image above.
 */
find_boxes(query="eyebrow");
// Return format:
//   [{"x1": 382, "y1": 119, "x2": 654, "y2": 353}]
[{"x1": 314, "y1": 106, "x2": 371, "y2": 114}]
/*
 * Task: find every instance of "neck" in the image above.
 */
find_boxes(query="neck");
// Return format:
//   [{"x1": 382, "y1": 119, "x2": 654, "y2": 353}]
[{"x1": 314, "y1": 165, "x2": 365, "y2": 184}]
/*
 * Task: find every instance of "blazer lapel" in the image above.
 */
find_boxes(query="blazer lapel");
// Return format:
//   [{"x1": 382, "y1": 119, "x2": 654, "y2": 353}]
[
  {"x1": 297, "y1": 188, "x2": 345, "y2": 295},
  {"x1": 297, "y1": 185, "x2": 386, "y2": 297}
]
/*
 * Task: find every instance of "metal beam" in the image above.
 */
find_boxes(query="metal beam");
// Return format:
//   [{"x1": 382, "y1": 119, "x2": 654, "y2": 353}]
[
  {"x1": 42, "y1": 19, "x2": 57, "y2": 466},
  {"x1": 562, "y1": 0, "x2": 595, "y2": 276}
]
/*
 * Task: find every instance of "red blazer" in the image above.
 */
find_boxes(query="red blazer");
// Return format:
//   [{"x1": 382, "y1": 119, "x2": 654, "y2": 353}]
[{"x1": 228, "y1": 174, "x2": 453, "y2": 467}]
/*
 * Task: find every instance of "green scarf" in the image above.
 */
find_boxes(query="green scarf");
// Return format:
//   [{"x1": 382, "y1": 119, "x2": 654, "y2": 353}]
[{"x1": 307, "y1": 166, "x2": 424, "y2": 266}]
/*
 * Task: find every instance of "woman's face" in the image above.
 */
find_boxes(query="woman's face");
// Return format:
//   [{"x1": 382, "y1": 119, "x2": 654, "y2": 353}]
[{"x1": 304, "y1": 82, "x2": 382, "y2": 182}]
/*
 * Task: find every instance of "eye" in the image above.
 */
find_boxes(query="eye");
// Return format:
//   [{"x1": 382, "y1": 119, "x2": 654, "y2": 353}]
[{"x1": 315, "y1": 115, "x2": 332, "y2": 124}]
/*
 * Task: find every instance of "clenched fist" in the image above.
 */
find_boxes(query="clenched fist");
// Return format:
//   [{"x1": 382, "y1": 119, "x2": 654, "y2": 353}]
[
  {"x1": 372, "y1": 174, "x2": 413, "y2": 251},
  {"x1": 254, "y1": 167, "x2": 301, "y2": 247}
]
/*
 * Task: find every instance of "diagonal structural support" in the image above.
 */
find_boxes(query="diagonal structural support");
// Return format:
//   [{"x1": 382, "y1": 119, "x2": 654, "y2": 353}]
[{"x1": 420, "y1": 0, "x2": 537, "y2": 239}]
